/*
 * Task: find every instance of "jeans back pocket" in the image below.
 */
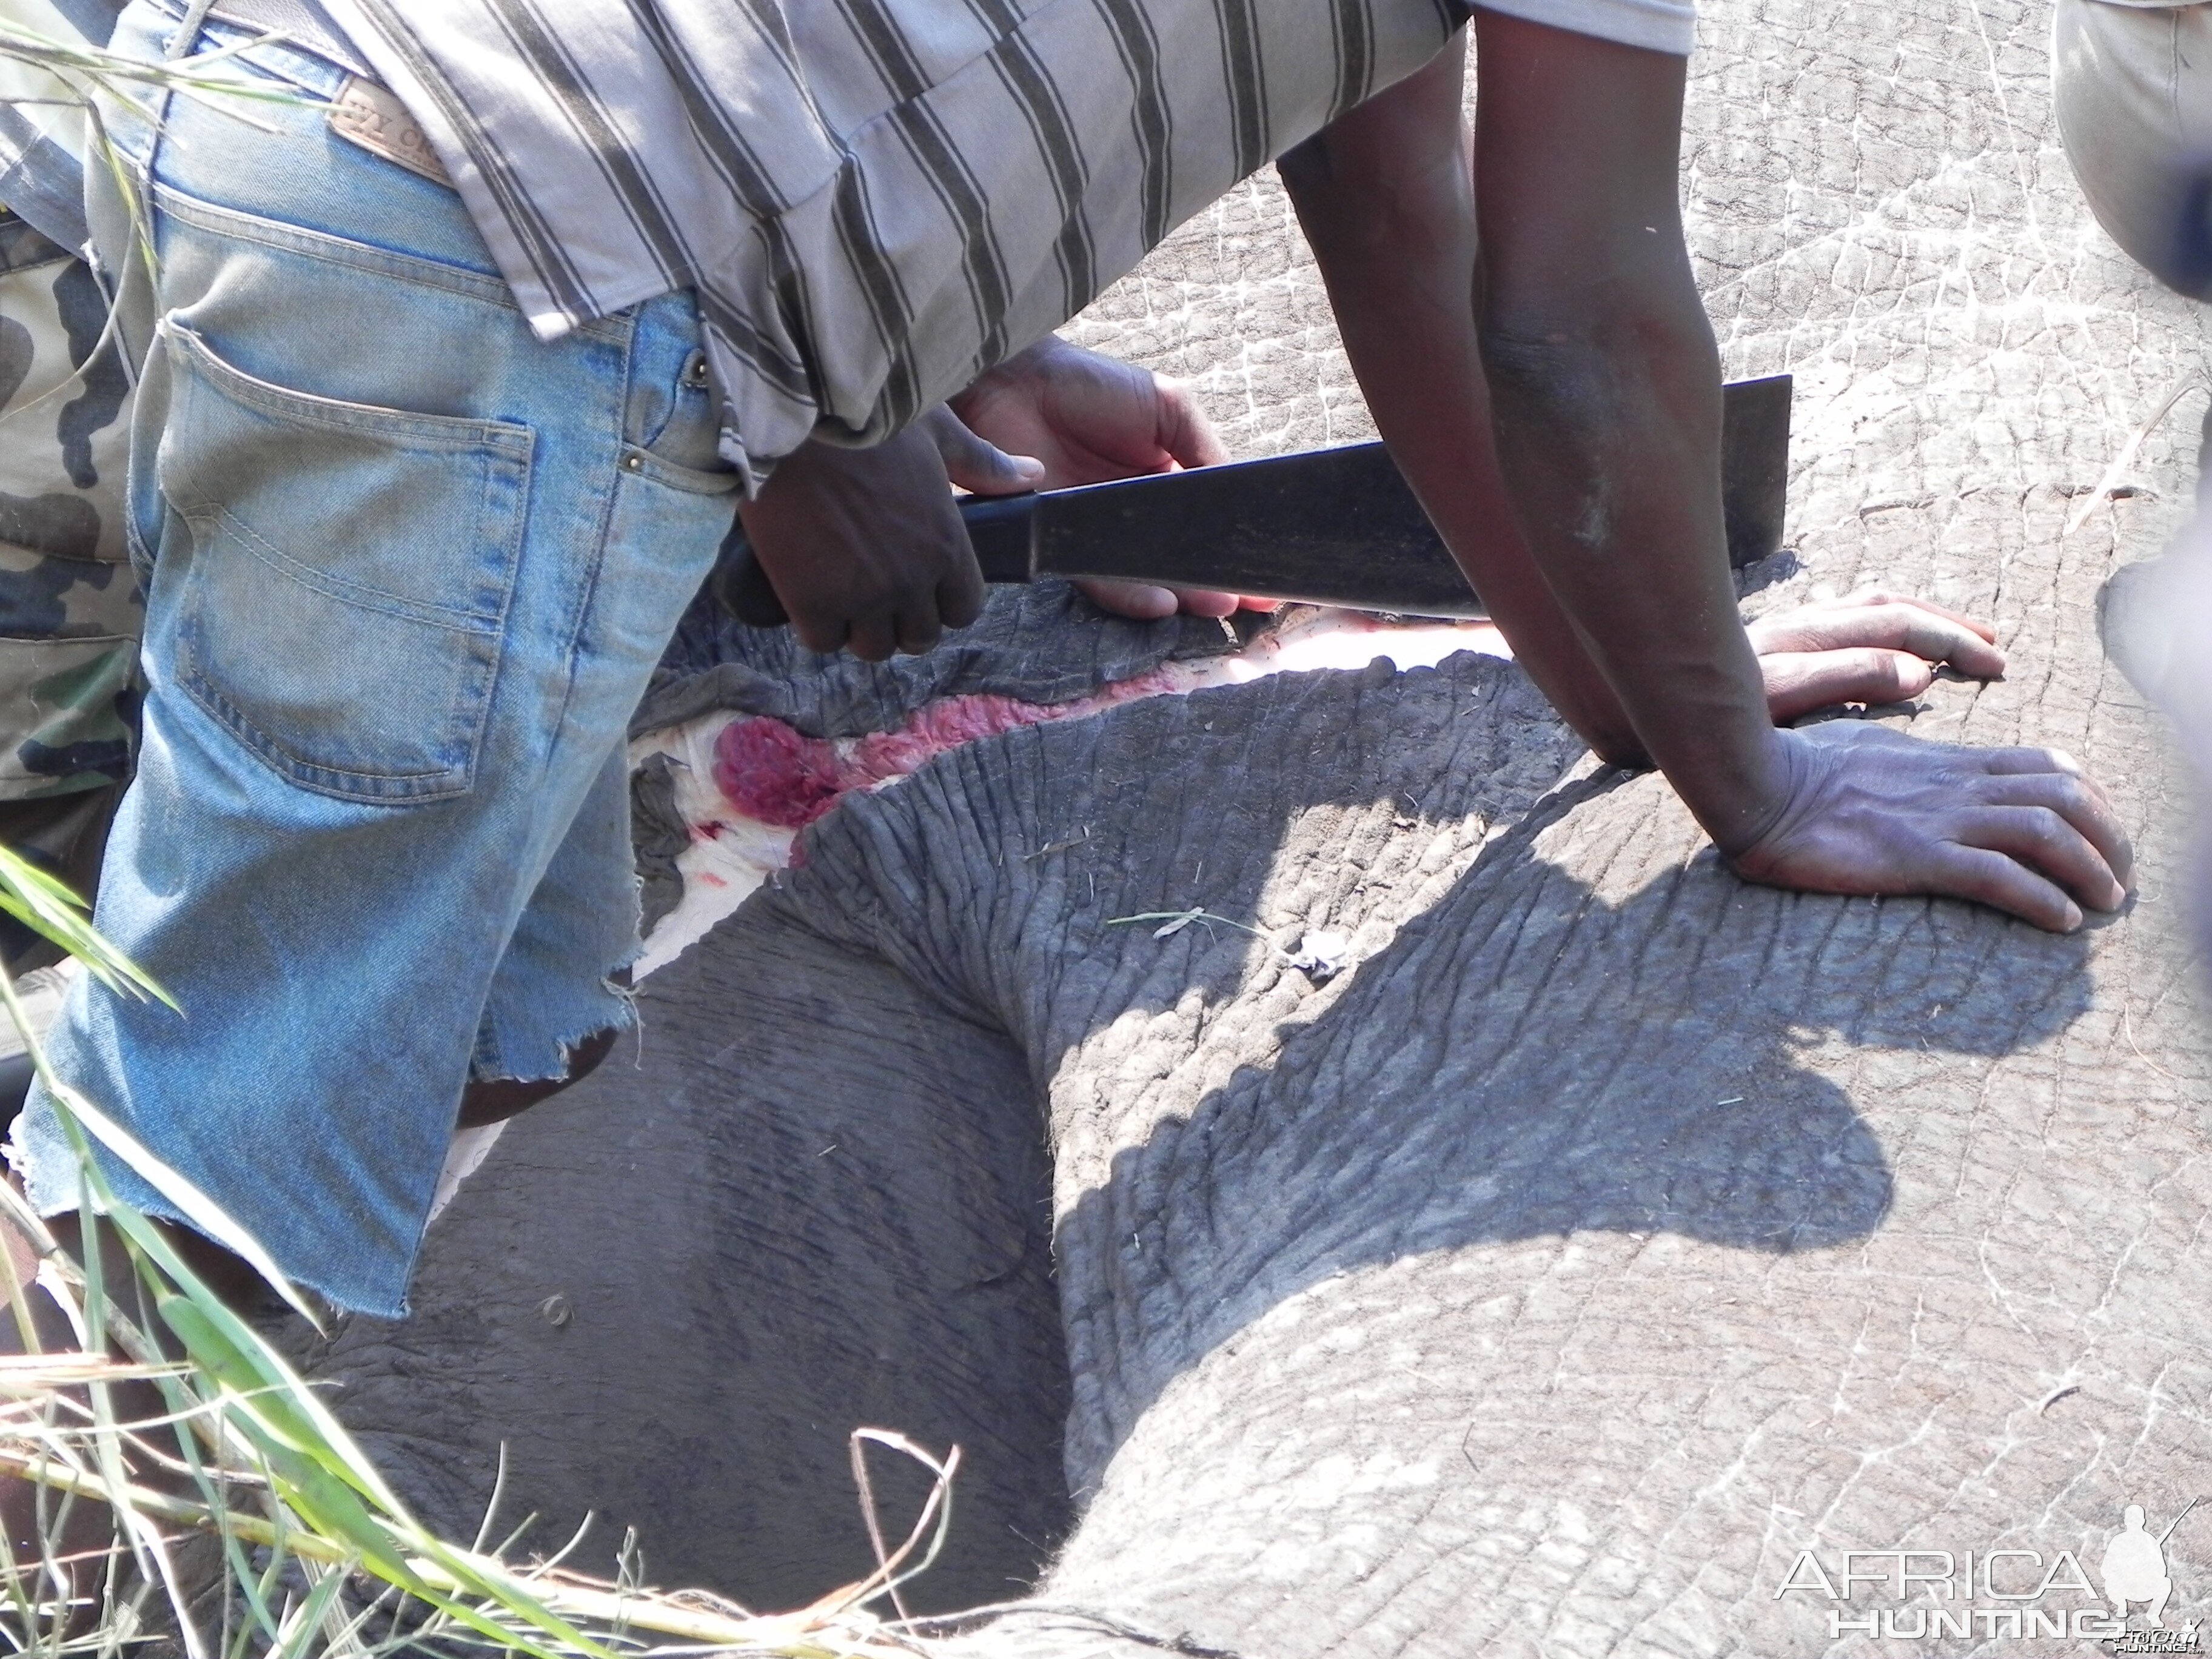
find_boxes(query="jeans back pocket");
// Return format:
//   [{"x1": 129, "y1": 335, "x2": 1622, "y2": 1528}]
[{"x1": 155, "y1": 319, "x2": 532, "y2": 803}]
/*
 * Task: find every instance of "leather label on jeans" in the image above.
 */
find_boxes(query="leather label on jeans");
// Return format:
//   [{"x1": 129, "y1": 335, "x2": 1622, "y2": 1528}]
[{"x1": 329, "y1": 77, "x2": 453, "y2": 189}]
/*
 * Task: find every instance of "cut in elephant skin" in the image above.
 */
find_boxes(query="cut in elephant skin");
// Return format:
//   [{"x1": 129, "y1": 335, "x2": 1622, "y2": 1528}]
[{"x1": 283, "y1": 0, "x2": 2212, "y2": 1645}]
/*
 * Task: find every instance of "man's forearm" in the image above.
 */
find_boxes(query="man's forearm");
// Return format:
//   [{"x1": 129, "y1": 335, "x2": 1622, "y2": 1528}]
[
  {"x1": 1279, "y1": 43, "x2": 1647, "y2": 763},
  {"x1": 1478, "y1": 304, "x2": 1791, "y2": 850},
  {"x1": 1469, "y1": 15, "x2": 1791, "y2": 853}
]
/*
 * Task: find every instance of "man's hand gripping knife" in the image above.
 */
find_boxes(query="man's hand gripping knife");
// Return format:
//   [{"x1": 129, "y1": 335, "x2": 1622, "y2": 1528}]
[
  {"x1": 734, "y1": 415, "x2": 994, "y2": 663},
  {"x1": 1282, "y1": 16, "x2": 2131, "y2": 933},
  {"x1": 738, "y1": 335, "x2": 1275, "y2": 655}
]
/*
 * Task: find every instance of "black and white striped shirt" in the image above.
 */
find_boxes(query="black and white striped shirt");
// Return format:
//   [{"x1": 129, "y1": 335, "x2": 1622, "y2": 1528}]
[{"x1": 320, "y1": 0, "x2": 1695, "y2": 489}]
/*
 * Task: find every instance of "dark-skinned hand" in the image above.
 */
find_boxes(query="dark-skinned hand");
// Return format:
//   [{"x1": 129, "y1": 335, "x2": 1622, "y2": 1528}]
[
  {"x1": 1731, "y1": 588, "x2": 2130, "y2": 931},
  {"x1": 1724, "y1": 723, "x2": 2131, "y2": 934},
  {"x1": 737, "y1": 412, "x2": 1013, "y2": 660}
]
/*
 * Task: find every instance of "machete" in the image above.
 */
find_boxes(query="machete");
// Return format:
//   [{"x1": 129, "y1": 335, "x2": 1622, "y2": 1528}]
[{"x1": 714, "y1": 372, "x2": 1789, "y2": 626}]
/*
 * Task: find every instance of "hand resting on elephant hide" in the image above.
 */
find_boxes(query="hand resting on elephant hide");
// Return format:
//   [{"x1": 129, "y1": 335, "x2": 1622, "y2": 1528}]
[
  {"x1": 1746, "y1": 589, "x2": 2006, "y2": 720},
  {"x1": 1731, "y1": 590, "x2": 2134, "y2": 934}
]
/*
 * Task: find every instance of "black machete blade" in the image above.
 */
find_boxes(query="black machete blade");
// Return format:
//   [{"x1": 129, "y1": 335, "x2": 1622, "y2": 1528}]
[{"x1": 1030, "y1": 372, "x2": 1792, "y2": 618}]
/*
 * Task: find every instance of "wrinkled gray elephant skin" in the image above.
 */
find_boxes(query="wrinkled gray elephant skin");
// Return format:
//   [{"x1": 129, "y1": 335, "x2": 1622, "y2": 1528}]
[
  {"x1": 295, "y1": 0, "x2": 2212, "y2": 1649},
  {"x1": 308, "y1": 638, "x2": 2205, "y2": 1652}
]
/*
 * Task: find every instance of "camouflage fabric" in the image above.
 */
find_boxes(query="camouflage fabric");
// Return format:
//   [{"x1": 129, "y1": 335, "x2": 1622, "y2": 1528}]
[
  {"x1": 0, "y1": 204, "x2": 139, "y2": 968},
  {"x1": 0, "y1": 0, "x2": 141, "y2": 971},
  {"x1": 0, "y1": 207, "x2": 139, "y2": 807}
]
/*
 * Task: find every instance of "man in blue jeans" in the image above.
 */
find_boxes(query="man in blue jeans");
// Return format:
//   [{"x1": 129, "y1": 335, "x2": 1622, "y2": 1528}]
[{"x1": 0, "y1": 0, "x2": 2130, "y2": 1401}]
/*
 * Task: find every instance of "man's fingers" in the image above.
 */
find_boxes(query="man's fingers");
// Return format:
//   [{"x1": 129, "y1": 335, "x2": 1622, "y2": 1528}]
[
  {"x1": 1976, "y1": 768, "x2": 2134, "y2": 892},
  {"x1": 828, "y1": 586, "x2": 971, "y2": 660},
  {"x1": 1073, "y1": 577, "x2": 1181, "y2": 620},
  {"x1": 1150, "y1": 372, "x2": 1230, "y2": 470},
  {"x1": 1749, "y1": 602, "x2": 2006, "y2": 679},
  {"x1": 1927, "y1": 843, "x2": 2083, "y2": 933},
  {"x1": 1956, "y1": 805, "x2": 2128, "y2": 913},
  {"x1": 845, "y1": 611, "x2": 902, "y2": 663},
  {"x1": 1832, "y1": 588, "x2": 2000, "y2": 643},
  {"x1": 923, "y1": 404, "x2": 1047, "y2": 496},
  {"x1": 1072, "y1": 576, "x2": 1261, "y2": 619},
  {"x1": 894, "y1": 605, "x2": 945, "y2": 656},
  {"x1": 1973, "y1": 745, "x2": 2127, "y2": 834},
  {"x1": 1743, "y1": 722, "x2": 2133, "y2": 932},
  {"x1": 1763, "y1": 648, "x2": 1935, "y2": 722},
  {"x1": 791, "y1": 611, "x2": 850, "y2": 657},
  {"x1": 937, "y1": 558, "x2": 987, "y2": 632},
  {"x1": 1166, "y1": 585, "x2": 1242, "y2": 619},
  {"x1": 1976, "y1": 743, "x2": 2085, "y2": 777}
]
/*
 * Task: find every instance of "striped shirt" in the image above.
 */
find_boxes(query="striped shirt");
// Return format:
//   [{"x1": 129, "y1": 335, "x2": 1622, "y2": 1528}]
[{"x1": 319, "y1": 0, "x2": 1694, "y2": 491}]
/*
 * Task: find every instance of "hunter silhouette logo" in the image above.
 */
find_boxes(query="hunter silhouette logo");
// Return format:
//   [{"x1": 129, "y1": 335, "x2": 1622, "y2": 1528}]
[
  {"x1": 2107, "y1": 1505, "x2": 2179, "y2": 1626},
  {"x1": 1774, "y1": 1498, "x2": 2207, "y2": 1644},
  {"x1": 2105, "y1": 1501, "x2": 2205, "y2": 1655}
]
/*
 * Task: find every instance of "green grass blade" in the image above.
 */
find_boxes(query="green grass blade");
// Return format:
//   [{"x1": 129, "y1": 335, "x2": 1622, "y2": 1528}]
[
  {"x1": 0, "y1": 848, "x2": 169, "y2": 1007},
  {"x1": 41, "y1": 1084, "x2": 317, "y2": 1328}
]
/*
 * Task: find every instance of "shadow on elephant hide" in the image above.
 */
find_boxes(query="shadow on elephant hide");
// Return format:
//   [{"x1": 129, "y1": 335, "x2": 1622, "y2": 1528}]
[
  {"x1": 283, "y1": 897, "x2": 1073, "y2": 1617},
  {"x1": 794, "y1": 654, "x2": 2177, "y2": 1658},
  {"x1": 913, "y1": 734, "x2": 2098, "y2": 1491},
  {"x1": 739, "y1": 649, "x2": 2124, "y2": 1641}
]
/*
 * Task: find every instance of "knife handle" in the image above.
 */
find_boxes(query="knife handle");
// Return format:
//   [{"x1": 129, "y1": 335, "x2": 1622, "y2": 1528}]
[{"x1": 709, "y1": 493, "x2": 1039, "y2": 629}]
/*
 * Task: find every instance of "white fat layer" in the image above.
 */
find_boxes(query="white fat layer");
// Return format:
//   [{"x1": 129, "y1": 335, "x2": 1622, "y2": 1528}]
[
  {"x1": 427, "y1": 1120, "x2": 508, "y2": 1227},
  {"x1": 626, "y1": 712, "x2": 800, "y2": 981}
]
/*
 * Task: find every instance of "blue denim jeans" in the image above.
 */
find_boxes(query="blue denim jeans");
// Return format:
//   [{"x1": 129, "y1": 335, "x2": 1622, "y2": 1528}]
[{"x1": 11, "y1": 0, "x2": 740, "y2": 1316}]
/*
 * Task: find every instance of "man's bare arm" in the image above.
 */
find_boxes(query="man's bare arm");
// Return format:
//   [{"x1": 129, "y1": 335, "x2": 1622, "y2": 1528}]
[
  {"x1": 1467, "y1": 14, "x2": 1791, "y2": 846},
  {"x1": 1279, "y1": 36, "x2": 1643, "y2": 760},
  {"x1": 1475, "y1": 13, "x2": 2128, "y2": 926},
  {"x1": 1284, "y1": 55, "x2": 2014, "y2": 752},
  {"x1": 1292, "y1": 13, "x2": 2129, "y2": 929}
]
